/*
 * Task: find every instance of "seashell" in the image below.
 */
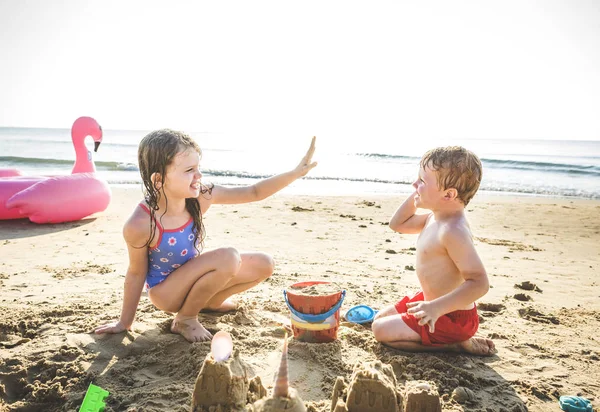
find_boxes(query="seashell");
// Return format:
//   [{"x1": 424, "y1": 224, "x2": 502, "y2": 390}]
[
  {"x1": 210, "y1": 331, "x2": 233, "y2": 362},
  {"x1": 452, "y1": 386, "x2": 475, "y2": 403},
  {"x1": 273, "y1": 332, "x2": 289, "y2": 398},
  {"x1": 415, "y1": 382, "x2": 431, "y2": 391}
]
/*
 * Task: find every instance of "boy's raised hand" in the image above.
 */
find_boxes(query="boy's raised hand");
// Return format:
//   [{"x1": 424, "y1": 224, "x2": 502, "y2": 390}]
[{"x1": 294, "y1": 136, "x2": 318, "y2": 177}]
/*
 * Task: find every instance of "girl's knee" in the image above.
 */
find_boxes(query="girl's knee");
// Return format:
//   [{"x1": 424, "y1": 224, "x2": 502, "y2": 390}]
[
  {"x1": 245, "y1": 252, "x2": 274, "y2": 279},
  {"x1": 217, "y1": 247, "x2": 242, "y2": 274},
  {"x1": 260, "y1": 253, "x2": 275, "y2": 278}
]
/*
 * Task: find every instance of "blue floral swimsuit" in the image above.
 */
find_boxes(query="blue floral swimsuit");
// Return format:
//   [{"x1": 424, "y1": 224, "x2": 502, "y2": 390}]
[{"x1": 139, "y1": 204, "x2": 199, "y2": 289}]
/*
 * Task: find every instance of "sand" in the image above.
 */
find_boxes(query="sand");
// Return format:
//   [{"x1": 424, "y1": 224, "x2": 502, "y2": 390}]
[
  {"x1": 1, "y1": 187, "x2": 599, "y2": 411},
  {"x1": 288, "y1": 282, "x2": 343, "y2": 296}
]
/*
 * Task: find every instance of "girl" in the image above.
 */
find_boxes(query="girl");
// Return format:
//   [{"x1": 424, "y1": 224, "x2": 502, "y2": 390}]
[{"x1": 95, "y1": 129, "x2": 316, "y2": 342}]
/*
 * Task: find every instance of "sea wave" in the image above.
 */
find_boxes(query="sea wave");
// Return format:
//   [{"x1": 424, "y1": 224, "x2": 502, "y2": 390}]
[
  {"x1": 0, "y1": 138, "x2": 140, "y2": 148},
  {"x1": 102, "y1": 178, "x2": 600, "y2": 199},
  {"x1": 481, "y1": 158, "x2": 600, "y2": 176},
  {"x1": 202, "y1": 169, "x2": 411, "y2": 185},
  {"x1": 356, "y1": 153, "x2": 600, "y2": 176},
  {"x1": 357, "y1": 153, "x2": 418, "y2": 160},
  {"x1": 477, "y1": 185, "x2": 600, "y2": 199},
  {"x1": 0, "y1": 156, "x2": 138, "y2": 171},
  {"x1": 3, "y1": 155, "x2": 599, "y2": 199}
]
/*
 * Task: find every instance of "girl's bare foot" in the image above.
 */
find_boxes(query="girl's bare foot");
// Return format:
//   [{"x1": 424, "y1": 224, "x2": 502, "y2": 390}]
[
  {"x1": 171, "y1": 317, "x2": 212, "y2": 342},
  {"x1": 457, "y1": 337, "x2": 496, "y2": 356},
  {"x1": 202, "y1": 298, "x2": 239, "y2": 313}
]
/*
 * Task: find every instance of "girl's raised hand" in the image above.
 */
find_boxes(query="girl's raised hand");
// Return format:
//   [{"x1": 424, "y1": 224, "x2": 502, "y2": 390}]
[{"x1": 294, "y1": 136, "x2": 318, "y2": 177}]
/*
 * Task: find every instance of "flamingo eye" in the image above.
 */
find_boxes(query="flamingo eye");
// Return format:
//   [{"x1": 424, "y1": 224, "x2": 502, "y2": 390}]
[{"x1": 99, "y1": 125, "x2": 102, "y2": 131}]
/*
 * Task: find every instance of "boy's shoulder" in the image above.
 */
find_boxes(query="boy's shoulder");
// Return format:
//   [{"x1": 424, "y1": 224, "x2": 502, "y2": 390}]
[{"x1": 438, "y1": 214, "x2": 472, "y2": 241}]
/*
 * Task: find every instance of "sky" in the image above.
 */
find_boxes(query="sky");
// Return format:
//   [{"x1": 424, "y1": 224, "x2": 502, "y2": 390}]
[{"x1": 1, "y1": 0, "x2": 599, "y2": 145}]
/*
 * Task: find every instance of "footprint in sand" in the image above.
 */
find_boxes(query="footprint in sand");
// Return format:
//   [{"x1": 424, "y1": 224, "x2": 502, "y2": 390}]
[
  {"x1": 518, "y1": 307, "x2": 560, "y2": 325},
  {"x1": 477, "y1": 303, "x2": 506, "y2": 312},
  {"x1": 514, "y1": 293, "x2": 532, "y2": 302},
  {"x1": 40, "y1": 262, "x2": 115, "y2": 279},
  {"x1": 514, "y1": 281, "x2": 543, "y2": 293},
  {"x1": 0, "y1": 334, "x2": 30, "y2": 348},
  {"x1": 0, "y1": 368, "x2": 28, "y2": 403},
  {"x1": 475, "y1": 237, "x2": 542, "y2": 252},
  {"x1": 291, "y1": 206, "x2": 314, "y2": 212}
]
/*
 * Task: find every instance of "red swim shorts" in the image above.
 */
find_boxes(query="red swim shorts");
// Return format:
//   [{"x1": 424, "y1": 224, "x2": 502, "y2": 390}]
[{"x1": 394, "y1": 291, "x2": 479, "y2": 346}]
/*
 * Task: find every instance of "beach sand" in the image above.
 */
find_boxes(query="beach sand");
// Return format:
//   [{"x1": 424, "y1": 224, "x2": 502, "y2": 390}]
[{"x1": 1, "y1": 187, "x2": 599, "y2": 411}]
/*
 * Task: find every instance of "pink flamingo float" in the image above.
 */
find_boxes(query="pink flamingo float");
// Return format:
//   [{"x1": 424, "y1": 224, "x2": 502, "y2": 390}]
[{"x1": 0, "y1": 117, "x2": 111, "y2": 224}]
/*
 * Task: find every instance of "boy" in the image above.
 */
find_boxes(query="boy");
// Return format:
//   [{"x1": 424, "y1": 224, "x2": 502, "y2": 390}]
[{"x1": 372, "y1": 146, "x2": 495, "y2": 355}]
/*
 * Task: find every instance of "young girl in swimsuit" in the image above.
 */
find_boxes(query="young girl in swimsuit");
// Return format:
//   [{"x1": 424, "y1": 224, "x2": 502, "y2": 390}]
[{"x1": 95, "y1": 129, "x2": 316, "y2": 342}]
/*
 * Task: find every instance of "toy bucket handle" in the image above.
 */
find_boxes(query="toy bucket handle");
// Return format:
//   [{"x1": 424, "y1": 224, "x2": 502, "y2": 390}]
[{"x1": 283, "y1": 290, "x2": 346, "y2": 323}]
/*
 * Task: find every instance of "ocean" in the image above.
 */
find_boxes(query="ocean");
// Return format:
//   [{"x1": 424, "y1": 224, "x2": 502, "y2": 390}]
[{"x1": 1, "y1": 127, "x2": 599, "y2": 199}]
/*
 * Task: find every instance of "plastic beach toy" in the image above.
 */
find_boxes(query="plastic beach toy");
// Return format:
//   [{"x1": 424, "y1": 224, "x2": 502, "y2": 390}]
[
  {"x1": 559, "y1": 395, "x2": 593, "y2": 412},
  {"x1": 0, "y1": 116, "x2": 111, "y2": 224},
  {"x1": 345, "y1": 305, "x2": 377, "y2": 324},
  {"x1": 80, "y1": 383, "x2": 109, "y2": 412},
  {"x1": 284, "y1": 282, "x2": 346, "y2": 343}
]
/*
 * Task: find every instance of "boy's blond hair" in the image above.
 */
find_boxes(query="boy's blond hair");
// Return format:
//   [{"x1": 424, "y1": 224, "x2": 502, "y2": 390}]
[{"x1": 420, "y1": 146, "x2": 482, "y2": 206}]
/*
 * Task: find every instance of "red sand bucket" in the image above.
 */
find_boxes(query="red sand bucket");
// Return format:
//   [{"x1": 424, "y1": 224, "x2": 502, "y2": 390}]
[{"x1": 284, "y1": 281, "x2": 346, "y2": 343}]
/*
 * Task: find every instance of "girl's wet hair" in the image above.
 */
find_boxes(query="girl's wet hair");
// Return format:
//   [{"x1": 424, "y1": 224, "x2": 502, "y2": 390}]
[{"x1": 138, "y1": 129, "x2": 213, "y2": 252}]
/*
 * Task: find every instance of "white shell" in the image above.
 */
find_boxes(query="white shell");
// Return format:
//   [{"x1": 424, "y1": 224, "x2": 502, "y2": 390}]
[
  {"x1": 211, "y1": 331, "x2": 233, "y2": 362},
  {"x1": 415, "y1": 382, "x2": 431, "y2": 391}
]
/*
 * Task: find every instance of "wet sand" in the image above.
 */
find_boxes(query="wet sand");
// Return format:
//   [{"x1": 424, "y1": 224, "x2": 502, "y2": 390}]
[{"x1": 1, "y1": 187, "x2": 599, "y2": 411}]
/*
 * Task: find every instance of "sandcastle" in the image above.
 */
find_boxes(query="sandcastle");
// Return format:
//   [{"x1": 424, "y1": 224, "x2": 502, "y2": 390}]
[
  {"x1": 403, "y1": 381, "x2": 442, "y2": 412},
  {"x1": 191, "y1": 332, "x2": 443, "y2": 412},
  {"x1": 191, "y1": 331, "x2": 267, "y2": 412},
  {"x1": 190, "y1": 348, "x2": 257, "y2": 411},
  {"x1": 330, "y1": 361, "x2": 442, "y2": 412},
  {"x1": 330, "y1": 361, "x2": 403, "y2": 412},
  {"x1": 249, "y1": 333, "x2": 306, "y2": 412},
  {"x1": 191, "y1": 331, "x2": 306, "y2": 412}
]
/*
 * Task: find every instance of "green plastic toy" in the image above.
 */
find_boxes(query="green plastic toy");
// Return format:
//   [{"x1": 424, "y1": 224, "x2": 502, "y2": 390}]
[{"x1": 79, "y1": 383, "x2": 109, "y2": 412}]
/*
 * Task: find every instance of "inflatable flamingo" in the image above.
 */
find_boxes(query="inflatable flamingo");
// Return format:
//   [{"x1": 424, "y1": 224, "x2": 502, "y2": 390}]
[
  {"x1": 0, "y1": 169, "x2": 23, "y2": 178},
  {"x1": 0, "y1": 117, "x2": 111, "y2": 224}
]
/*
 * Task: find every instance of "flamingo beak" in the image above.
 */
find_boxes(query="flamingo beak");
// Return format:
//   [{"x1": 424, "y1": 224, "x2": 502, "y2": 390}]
[{"x1": 94, "y1": 141, "x2": 101, "y2": 152}]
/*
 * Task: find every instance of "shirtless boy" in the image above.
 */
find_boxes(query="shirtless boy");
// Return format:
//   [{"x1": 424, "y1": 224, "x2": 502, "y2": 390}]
[{"x1": 372, "y1": 146, "x2": 495, "y2": 355}]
